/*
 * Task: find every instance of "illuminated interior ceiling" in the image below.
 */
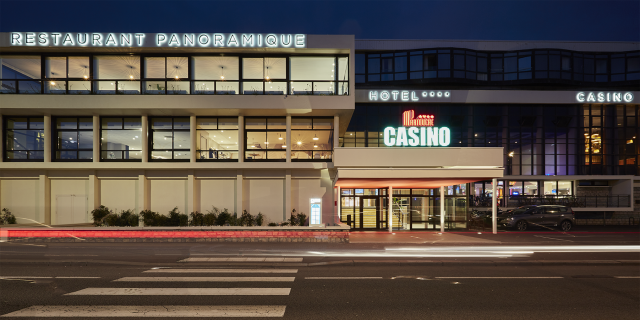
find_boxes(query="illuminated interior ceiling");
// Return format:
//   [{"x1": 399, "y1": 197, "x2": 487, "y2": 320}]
[
  {"x1": 335, "y1": 178, "x2": 489, "y2": 189},
  {"x1": 1, "y1": 56, "x2": 41, "y2": 79}
]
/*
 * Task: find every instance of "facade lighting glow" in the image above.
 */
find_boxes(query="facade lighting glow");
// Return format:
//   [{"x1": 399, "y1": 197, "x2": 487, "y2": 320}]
[{"x1": 383, "y1": 110, "x2": 450, "y2": 147}]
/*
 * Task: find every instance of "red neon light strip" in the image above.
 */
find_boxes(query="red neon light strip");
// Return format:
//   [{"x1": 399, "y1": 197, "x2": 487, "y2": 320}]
[{"x1": 3, "y1": 230, "x2": 347, "y2": 238}]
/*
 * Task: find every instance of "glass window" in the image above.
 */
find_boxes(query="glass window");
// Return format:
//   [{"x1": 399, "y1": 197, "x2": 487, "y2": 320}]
[
  {"x1": 394, "y1": 56, "x2": 406, "y2": 73},
  {"x1": 150, "y1": 117, "x2": 190, "y2": 161},
  {"x1": 381, "y1": 58, "x2": 393, "y2": 73},
  {"x1": 94, "y1": 55, "x2": 140, "y2": 79},
  {"x1": 292, "y1": 117, "x2": 333, "y2": 161},
  {"x1": 437, "y1": 54, "x2": 450, "y2": 69},
  {"x1": 628, "y1": 57, "x2": 640, "y2": 72},
  {"x1": 543, "y1": 181, "x2": 557, "y2": 195},
  {"x1": 410, "y1": 55, "x2": 422, "y2": 71},
  {"x1": 45, "y1": 57, "x2": 66, "y2": 79},
  {"x1": 518, "y1": 56, "x2": 531, "y2": 72},
  {"x1": 504, "y1": 57, "x2": 517, "y2": 73},
  {"x1": 596, "y1": 59, "x2": 607, "y2": 74},
  {"x1": 144, "y1": 57, "x2": 165, "y2": 78},
  {"x1": 245, "y1": 117, "x2": 286, "y2": 161},
  {"x1": 424, "y1": 54, "x2": 437, "y2": 71},
  {"x1": 558, "y1": 181, "x2": 572, "y2": 195},
  {"x1": 1, "y1": 55, "x2": 41, "y2": 79},
  {"x1": 337, "y1": 57, "x2": 349, "y2": 81},
  {"x1": 100, "y1": 117, "x2": 142, "y2": 160},
  {"x1": 368, "y1": 58, "x2": 380, "y2": 74},
  {"x1": 290, "y1": 57, "x2": 335, "y2": 80},
  {"x1": 67, "y1": 56, "x2": 90, "y2": 79},
  {"x1": 54, "y1": 117, "x2": 93, "y2": 161},
  {"x1": 4, "y1": 117, "x2": 45, "y2": 160},
  {"x1": 196, "y1": 117, "x2": 238, "y2": 161},
  {"x1": 524, "y1": 181, "x2": 538, "y2": 195},
  {"x1": 191, "y1": 56, "x2": 239, "y2": 80}
]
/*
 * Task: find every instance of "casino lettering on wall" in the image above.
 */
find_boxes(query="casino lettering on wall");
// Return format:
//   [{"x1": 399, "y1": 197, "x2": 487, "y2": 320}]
[
  {"x1": 576, "y1": 91, "x2": 634, "y2": 103},
  {"x1": 384, "y1": 110, "x2": 451, "y2": 147}
]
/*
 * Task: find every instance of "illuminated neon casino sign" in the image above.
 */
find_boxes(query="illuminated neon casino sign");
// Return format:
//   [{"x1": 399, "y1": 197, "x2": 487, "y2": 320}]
[
  {"x1": 384, "y1": 110, "x2": 451, "y2": 147},
  {"x1": 8, "y1": 32, "x2": 306, "y2": 48}
]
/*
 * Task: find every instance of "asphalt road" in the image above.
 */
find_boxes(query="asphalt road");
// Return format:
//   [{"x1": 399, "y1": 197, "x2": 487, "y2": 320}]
[{"x1": 1, "y1": 231, "x2": 639, "y2": 319}]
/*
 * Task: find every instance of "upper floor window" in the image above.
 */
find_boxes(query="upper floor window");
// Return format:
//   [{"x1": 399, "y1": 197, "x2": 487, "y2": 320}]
[
  {"x1": 245, "y1": 117, "x2": 286, "y2": 161},
  {"x1": 100, "y1": 117, "x2": 142, "y2": 161},
  {"x1": 3, "y1": 117, "x2": 44, "y2": 161},
  {"x1": 291, "y1": 117, "x2": 333, "y2": 161},
  {"x1": 191, "y1": 56, "x2": 239, "y2": 94},
  {"x1": 144, "y1": 56, "x2": 189, "y2": 94},
  {"x1": 93, "y1": 55, "x2": 140, "y2": 94},
  {"x1": 150, "y1": 117, "x2": 190, "y2": 161},
  {"x1": 54, "y1": 117, "x2": 93, "y2": 161},
  {"x1": 196, "y1": 117, "x2": 238, "y2": 161},
  {"x1": 1, "y1": 55, "x2": 42, "y2": 93}
]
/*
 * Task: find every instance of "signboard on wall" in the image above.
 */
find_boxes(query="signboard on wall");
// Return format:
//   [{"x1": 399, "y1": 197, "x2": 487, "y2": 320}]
[
  {"x1": 384, "y1": 110, "x2": 451, "y2": 147},
  {"x1": 6, "y1": 32, "x2": 306, "y2": 48},
  {"x1": 367, "y1": 90, "x2": 451, "y2": 102}
]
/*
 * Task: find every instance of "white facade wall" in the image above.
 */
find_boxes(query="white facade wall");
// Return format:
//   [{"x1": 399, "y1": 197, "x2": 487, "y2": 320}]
[{"x1": 1, "y1": 179, "x2": 40, "y2": 224}]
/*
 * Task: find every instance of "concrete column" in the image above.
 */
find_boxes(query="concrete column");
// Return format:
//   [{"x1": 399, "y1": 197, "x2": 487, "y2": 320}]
[
  {"x1": 190, "y1": 115, "x2": 197, "y2": 162},
  {"x1": 336, "y1": 186, "x2": 341, "y2": 224},
  {"x1": 137, "y1": 171, "x2": 149, "y2": 214},
  {"x1": 492, "y1": 178, "x2": 498, "y2": 234},
  {"x1": 39, "y1": 173, "x2": 51, "y2": 225},
  {"x1": 88, "y1": 173, "x2": 100, "y2": 212},
  {"x1": 44, "y1": 115, "x2": 51, "y2": 162},
  {"x1": 440, "y1": 186, "x2": 445, "y2": 233},
  {"x1": 286, "y1": 115, "x2": 291, "y2": 162},
  {"x1": 285, "y1": 170, "x2": 291, "y2": 220},
  {"x1": 334, "y1": 115, "x2": 339, "y2": 150},
  {"x1": 388, "y1": 186, "x2": 393, "y2": 233},
  {"x1": 141, "y1": 115, "x2": 148, "y2": 163},
  {"x1": 236, "y1": 170, "x2": 243, "y2": 215},
  {"x1": 187, "y1": 171, "x2": 195, "y2": 214},
  {"x1": 237, "y1": 116, "x2": 244, "y2": 162},
  {"x1": 93, "y1": 115, "x2": 100, "y2": 162}
]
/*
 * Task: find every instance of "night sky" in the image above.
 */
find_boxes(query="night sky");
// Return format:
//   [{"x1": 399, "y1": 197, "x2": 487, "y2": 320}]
[{"x1": 0, "y1": 0, "x2": 638, "y2": 41}]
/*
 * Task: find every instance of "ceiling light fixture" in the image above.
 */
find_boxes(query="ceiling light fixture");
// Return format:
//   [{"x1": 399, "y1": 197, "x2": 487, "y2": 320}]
[
  {"x1": 220, "y1": 66, "x2": 225, "y2": 79},
  {"x1": 313, "y1": 134, "x2": 319, "y2": 140}
]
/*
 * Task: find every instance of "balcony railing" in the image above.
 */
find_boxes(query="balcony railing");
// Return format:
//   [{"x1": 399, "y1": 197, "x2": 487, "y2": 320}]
[{"x1": 471, "y1": 195, "x2": 631, "y2": 208}]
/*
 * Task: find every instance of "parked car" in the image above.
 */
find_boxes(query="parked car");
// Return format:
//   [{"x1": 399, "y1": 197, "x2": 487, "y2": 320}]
[{"x1": 499, "y1": 205, "x2": 575, "y2": 231}]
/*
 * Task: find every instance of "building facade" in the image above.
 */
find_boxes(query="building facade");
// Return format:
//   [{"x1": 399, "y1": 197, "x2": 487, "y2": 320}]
[{"x1": 0, "y1": 33, "x2": 638, "y2": 230}]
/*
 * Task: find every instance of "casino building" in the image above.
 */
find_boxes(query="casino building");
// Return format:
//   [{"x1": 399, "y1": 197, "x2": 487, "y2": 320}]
[{"x1": 0, "y1": 33, "x2": 638, "y2": 231}]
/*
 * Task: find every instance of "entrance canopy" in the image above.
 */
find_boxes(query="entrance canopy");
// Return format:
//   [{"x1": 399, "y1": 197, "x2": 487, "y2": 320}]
[
  {"x1": 333, "y1": 147, "x2": 504, "y2": 186},
  {"x1": 335, "y1": 178, "x2": 487, "y2": 189}
]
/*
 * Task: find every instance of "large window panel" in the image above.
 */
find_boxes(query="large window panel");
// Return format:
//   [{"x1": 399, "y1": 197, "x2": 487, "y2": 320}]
[
  {"x1": 196, "y1": 117, "x2": 238, "y2": 160},
  {"x1": 290, "y1": 57, "x2": 335, "y2": 81},
  {"x1": 245, "y1": 117, "x2": 286, "y2": 161},
  {"x1": 68, "y1": 56, "x2": 90, "y2": 78},
  {"x1": 94, "y1": 56, "x2": 140, "y2": 79},
  {"x1": 291, "y1": 117, "x2": 333, "y2": 161},
  {"x1": 191, "y1": 56, "x2": 239, "y2": 80},
  {"x1": 100, "y1": 117, "x2": 142, "y2": 160},
  {"x1": 150, "y1": 117, "x2": 190, "y2": 161},
  {"x1": 4, "y1": 117, "x2": 45, "y2": 160},
  {"x1": 1, "y1": 55, "x2": 41, "y2": 79},
  {"x1": 54, "y1": 117, "x2": 93, "y2": 161},
  {"x1": 45, "y1": 57, "x2": 66, "y2": 79}
]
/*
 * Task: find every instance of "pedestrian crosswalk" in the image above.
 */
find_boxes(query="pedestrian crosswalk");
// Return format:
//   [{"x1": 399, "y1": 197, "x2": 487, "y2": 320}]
[{"x1": 2, "y1": 256, "x2": 301, "y2": 318}]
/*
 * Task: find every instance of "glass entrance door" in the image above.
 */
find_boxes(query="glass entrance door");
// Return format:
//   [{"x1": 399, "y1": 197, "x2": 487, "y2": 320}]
[{"x1": 359, "y1": 197, "x2": 379, "y2": 229}]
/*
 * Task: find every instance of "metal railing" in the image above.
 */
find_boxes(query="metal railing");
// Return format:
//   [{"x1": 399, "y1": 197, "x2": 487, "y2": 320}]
[{"x1": 471, "y1": 195, "x2": 631, "y2": 208}]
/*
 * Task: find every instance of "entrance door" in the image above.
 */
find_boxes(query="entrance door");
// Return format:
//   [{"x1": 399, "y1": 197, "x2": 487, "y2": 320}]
[{"x1": 358, "y1": 197, "x2": 379, "y2": 229}]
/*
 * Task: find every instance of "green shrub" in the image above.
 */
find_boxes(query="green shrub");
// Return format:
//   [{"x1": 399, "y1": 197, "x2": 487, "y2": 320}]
[
  {"x1": 1, "y1": 208, "x2": 17, "y2": 224},
  {"x1": 256, "y1": 213, "x2": 264, "y2": 226},
  {"x1": 190, "y1": 211, "x2": 204, "y2": 226},
  {"x1": 167, "y1": 207, "x2": 188, "y2": 226},
  {"x1": 267, "y1": 222, "x2": 277, "y2": 226},
  {"x1": 140, "y1": 209, "x2": 160, "y2": 226},
  {"x1": 239, "y1": 210, "x2": 255, "y2": 226},
  {"x1": 102, "y1": 209, "x2": 139, "y2": 227},
  {"x1": 215, "y1": 209, "x2": 231, "y2": 226},
  {"x1": 297, "y1": 212, "x2": 308, "y2": 226},
  {"x1": 203, "y1": 207, "x2": 219, "y2": 226},
  {"x1": 91, "y1": 205, "x2": 112, "y2": 226},
  {"x1": 288, "y1": 209, "x2": 299, "y2": 226}
]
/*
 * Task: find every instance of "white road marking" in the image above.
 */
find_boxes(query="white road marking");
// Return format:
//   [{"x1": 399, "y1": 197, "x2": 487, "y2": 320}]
[
  {"x1": 65, "y1": 288, "x2": 291, "y2": 296},
  {"x1": 435, "y1": 277, "x2": 564, "y2": 279},
  {"x1": 305, "y1": 277, "x2": 384, "y2": 280},
  {"x1": 44, "y1": 254, "x2": 98, "y2": 257},
  {"x1": 180, "y1": 257, "x2": 303, "y2": 262},
  {"x1": 1, "y1": 305, "x2": 286, "y2": 317},
  {"x1": 114, "y1": 277, "x2": 295, "y2": 282},
  {"x1": 144, "y1": 268, "x2": 298, "y2": 274}
]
